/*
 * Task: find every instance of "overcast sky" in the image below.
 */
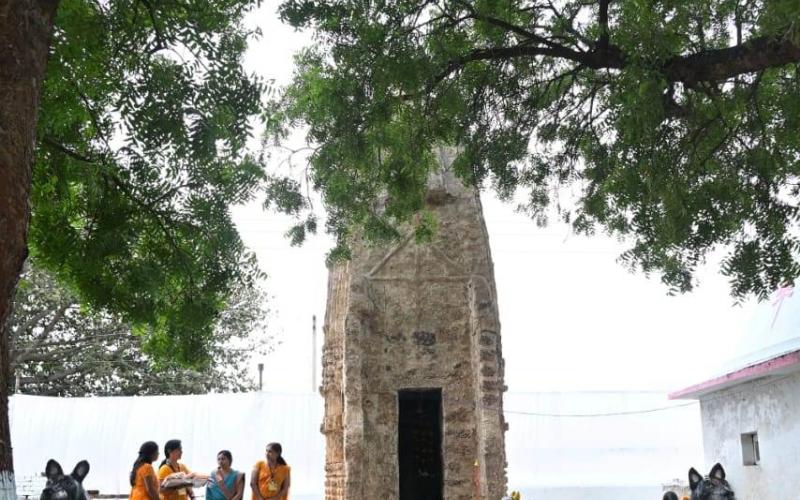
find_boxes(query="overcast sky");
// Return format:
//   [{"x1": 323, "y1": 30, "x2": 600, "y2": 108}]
[{"x1": 231, "y1": 4, "x2": 766, "y2": 396}]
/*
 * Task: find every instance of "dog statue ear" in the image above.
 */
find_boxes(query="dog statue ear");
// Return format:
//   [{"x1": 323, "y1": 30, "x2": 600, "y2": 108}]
[
  {"x1": 709, "y1": 463, "x2": 726, "y2": 480},
  {"x1": 688, "y1": 467, "x2": 703, "y2": 489},
  {"x1": 45, "y1": 460, "x2": 64, "y2": 480},
  {"x1": 71, "y1": 461, "x2": 90, "y2": 483}
]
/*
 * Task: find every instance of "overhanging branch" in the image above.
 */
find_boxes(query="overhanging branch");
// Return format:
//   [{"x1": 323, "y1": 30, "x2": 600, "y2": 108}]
[
  {"x1": 431, "y1": 32, "x2": 800, "y2": 93},
  {"x1": 664, "y1": 34, "x2": 800, "y2": 86},
  {"x1": 598, "y1": 0, "x2": 611, "y2": 49},
  {"x1": 430, "y1": 42, "x2": 622, "y2": 92}
]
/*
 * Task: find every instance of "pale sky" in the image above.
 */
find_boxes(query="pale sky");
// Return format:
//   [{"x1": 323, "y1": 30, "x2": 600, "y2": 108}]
[{"x1": 232, "y1": 4, "x2": 764, "y2": 396}]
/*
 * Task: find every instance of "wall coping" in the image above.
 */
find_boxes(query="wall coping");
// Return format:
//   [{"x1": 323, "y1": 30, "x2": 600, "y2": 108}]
[{"x1": 669, "y1": 349, "x2": 800, "y2": 400}]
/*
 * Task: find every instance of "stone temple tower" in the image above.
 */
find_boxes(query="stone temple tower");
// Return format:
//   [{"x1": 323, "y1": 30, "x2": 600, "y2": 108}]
[{"x1": 320, "y1": 151, "x2": 508, "y2": 500}]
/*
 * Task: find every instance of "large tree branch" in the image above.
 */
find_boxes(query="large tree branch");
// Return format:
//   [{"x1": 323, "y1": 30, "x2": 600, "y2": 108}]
[
  {"x1": 18, "y1": 331, "x2": 130, "y2": 351},
  {"x1": 432, "y1": 43, "x2": 623, "y2": 91},
  {"x1": 15, "y1": 344, "x2": 87, "y2": 364},
  {"x1": 11, "y1": 302, "x2": 71, "y2": 364},
  {"x1": 598, "y1": 0, "x2": 610, "y2": 49},
  {"x1": 432, "y1": 32, "x2": 799, "y2": 92},
  {"x1": 12, "y1": 309, "x2": 50, "y2": 345},
  {"x1": 664, "y1": 34, "x2": 800, "y2": 86}
]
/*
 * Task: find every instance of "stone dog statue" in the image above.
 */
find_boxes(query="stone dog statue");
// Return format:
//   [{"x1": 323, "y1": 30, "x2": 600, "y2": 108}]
[
  {"x1": 688, "y1": 463, "x2": 736, "y2": 500},
  {"x1": 40, "y1": 459, "x2": 90, "y2": 500}
]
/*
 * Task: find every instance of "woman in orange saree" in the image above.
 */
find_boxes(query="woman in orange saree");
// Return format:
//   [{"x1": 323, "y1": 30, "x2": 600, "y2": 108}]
[
  {"x1": 250, "y1": 443, "x2": 290, "y2": 500},
  {"x1": 129, "y1": 441, "x2": 159, "y2": 500}
]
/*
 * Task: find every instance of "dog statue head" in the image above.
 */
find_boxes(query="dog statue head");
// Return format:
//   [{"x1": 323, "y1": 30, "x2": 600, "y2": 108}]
[
  {"x1": 689, "y1": 463, "x2": 735, "y2": 500},
  {"x1": 41, "y1": 459, "x2": 90, "y2": 500}
]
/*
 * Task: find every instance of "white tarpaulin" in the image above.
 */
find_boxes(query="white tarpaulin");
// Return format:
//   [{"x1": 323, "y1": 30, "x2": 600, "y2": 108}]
[
  {"x1": 10, "y1": 391, "x2": 702, "y2": 500},
  {"x1": 10, "y1": 392, "x2": 324, "y2": 499},
  {"x1": 504, "y1": 391, "x2": 703, "y2": 497}
]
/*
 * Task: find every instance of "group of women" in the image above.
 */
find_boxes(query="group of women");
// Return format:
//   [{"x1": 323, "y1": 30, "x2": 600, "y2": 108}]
[{"x1": 128, "y1": 440, "x2": 291, "y2": 500}]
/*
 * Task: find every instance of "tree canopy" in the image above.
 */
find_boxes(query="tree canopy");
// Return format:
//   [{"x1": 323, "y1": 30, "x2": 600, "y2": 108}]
[
  {"x1": 31, "y1": 0, "x2": 267, "y2": 366},
  {"x1": 9, "y1": 264, "x2": 272, "y2": 396},
  {"x1": 273, "y1": 0, "x2": 800, "y2": 299}
]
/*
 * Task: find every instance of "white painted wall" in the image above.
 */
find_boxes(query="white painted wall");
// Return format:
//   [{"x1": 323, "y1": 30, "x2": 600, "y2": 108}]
[{"x1": 699, "y1": 371, "x2": 800, "y2": 500}]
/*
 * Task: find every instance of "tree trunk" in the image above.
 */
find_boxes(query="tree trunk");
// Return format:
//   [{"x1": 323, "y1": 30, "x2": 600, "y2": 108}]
[{"x1": 0, "y1": 1, "x2": 60, "y2": 498}]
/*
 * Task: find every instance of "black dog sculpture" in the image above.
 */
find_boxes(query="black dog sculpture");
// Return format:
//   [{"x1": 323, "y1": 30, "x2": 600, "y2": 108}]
[
  {"x1": 689, "y1": 463, "x2": 736, "y2": 500},
  {"x1": 40, "y1": 459, "x2": 90, "y2": 500}
]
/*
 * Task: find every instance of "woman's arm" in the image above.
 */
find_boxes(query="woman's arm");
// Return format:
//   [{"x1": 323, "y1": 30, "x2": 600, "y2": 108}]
[
  {"x1": 182, "y1": 465, "x2": 195, "y2": 500},
  {"x1": 276, "y1": 470, "x2": 290, "y2": 499},
  {"x1": 250, "y1": 468, "x2": 263, "y2": 500},
  {"x1": 230, "y1": 473, "x2": 245, "y2": 500},
  {"x1": 145, "y1": 472, "x2": 160, "y2": 500},
  {"x1": 158, "y1": 466, "x2": 170, "y2": 494}
]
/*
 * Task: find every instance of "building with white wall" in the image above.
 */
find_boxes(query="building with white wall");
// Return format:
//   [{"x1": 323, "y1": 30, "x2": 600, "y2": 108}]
[
  {"x1": 671, "y1": 288, "x2": 800, "y2": 499},
  {"x1": 672, "y1": 349, "x2": 800, "y2": 499}
]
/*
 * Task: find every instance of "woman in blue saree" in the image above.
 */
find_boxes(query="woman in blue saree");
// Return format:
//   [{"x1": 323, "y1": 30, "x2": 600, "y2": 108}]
[{"x1": 207, "y1": 450, "x2": 244, "y2": 500}]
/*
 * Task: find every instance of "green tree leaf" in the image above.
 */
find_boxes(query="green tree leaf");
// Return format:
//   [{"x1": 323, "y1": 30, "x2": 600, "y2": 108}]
[
  {"x1": 276, "y1": 0, "x2": 800, "y2": 300},
  {"x1": 32, "y1": 0, "x2": 268, "y2": 367}
]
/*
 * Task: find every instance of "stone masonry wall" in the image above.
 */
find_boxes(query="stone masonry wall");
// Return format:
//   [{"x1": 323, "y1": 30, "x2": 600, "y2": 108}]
[
  {"x1": 321, "y1": 163, "x2": 508, "y2": 499},
  {"x1": 320, "y1": 263, "x2": 349, "y2": 500}
]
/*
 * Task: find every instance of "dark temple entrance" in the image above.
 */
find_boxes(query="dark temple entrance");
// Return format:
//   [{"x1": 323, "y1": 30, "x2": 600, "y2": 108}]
[{"x1": 398, "y1": 389, "x2": 444, "y2": 500}]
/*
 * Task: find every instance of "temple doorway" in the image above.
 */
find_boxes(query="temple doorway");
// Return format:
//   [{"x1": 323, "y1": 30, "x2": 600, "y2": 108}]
[{"x1": 398, "y1": 389, "x2": 444, "y2": 500}]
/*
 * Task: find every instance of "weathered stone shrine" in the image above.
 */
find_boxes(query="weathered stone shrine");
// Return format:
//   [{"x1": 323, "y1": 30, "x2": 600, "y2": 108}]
[{"x1": 320, "y1": 158, "x2": 508, "y2": 500}]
